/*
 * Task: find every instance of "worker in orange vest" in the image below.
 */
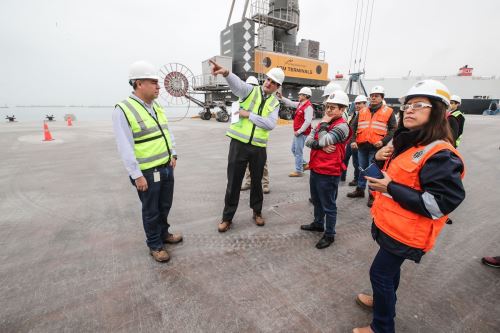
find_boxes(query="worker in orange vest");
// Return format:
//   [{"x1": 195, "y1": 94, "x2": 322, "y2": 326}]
[
  {"x1": 352, "y1": 80, "x2": 466, "y2": 333},
  {"x1": 348, "y1": 86, "x2": 397, "y2": 207}
]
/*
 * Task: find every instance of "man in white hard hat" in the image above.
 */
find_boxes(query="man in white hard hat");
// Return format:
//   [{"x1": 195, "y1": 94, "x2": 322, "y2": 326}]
[
  {"x1": 342, "y1": 95, "x2": 367, "y2": 185},
  {"x1": 278, "y1": 86, "x2": 314, "y2": 177},
  {"x1": 322, "y1": 82, "x2": 348, "y2": 121},
  {"x1": 448, "y1": 95, "x2": 465, "y2": 148},
  {"x1": 302, "y1": 90, "x2": 352, "y2": 249},
  {"x1": 241, "y1": 76, "x2": 270, "y2": 193},
  {"x1": 112, "y1": 61, "x2": 182, "y2": 263},
  {"x1": 348, "y1": 85, "x2": 397, "y2": 207},
  {"x1": 210, "y1": 60, "x2": 283, "y2": 232}
]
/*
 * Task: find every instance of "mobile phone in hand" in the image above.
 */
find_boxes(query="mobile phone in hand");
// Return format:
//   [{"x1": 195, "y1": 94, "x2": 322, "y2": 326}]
[{"x1": 360, "y1": 163, "x2": 384, "y2": 179}]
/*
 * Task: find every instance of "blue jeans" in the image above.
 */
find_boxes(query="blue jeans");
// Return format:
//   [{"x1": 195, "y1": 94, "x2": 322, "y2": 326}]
[
  {"x1": 357, "y1": 147, "x2": 377, "y2": 190},
  {"x1": 309, "y1": 171, "x2": 340, "y2": 236},
  {"x1": 131, "y1": 165, "x2": 174, "y2": 250},
  {"x1": 291, "y1": 134, "x2": 307, "y2": 172},
  {"x1": 370, "y1": 246, "x2": 405, "y2": 333},
  {"x1": 342, "y1": 144, "x2": 359, "y2": 181}
]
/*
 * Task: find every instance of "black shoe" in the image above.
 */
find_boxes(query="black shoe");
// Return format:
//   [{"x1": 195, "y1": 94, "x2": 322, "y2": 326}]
[
  {"x1": 446, "y1": 218, "x2": 453, "y2": 225},
  {"x1": 348, "y1": 179, "x2": 358, "y2": 187},
  {"x1": 300, "y1": 222, "x2": 324, "y2": 232},
  {"x1": 347, "y1": 188, "x2": 365, "y2": 198},
  {"x1": 316, "y1": 234, "x2": 335, "y2": 249}
]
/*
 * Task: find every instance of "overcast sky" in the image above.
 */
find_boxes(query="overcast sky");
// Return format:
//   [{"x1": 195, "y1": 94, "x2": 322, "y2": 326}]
[{"x1": 1, "y1": 0, "x2": 499, "y2": 105}]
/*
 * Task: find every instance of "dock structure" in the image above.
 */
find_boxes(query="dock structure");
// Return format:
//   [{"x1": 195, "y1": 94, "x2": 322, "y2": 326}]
[{"x1": 0, "y1": 116, "x2": 499, "y2": 332}]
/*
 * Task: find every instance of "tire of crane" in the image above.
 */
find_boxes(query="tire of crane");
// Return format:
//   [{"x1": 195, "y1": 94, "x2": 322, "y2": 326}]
[
  {"x1": 202, "y1": 112, "x2": 211, "y2": 120},
  {"x1": 219, "y1": 112, "x2": 229, "y2": 123}
]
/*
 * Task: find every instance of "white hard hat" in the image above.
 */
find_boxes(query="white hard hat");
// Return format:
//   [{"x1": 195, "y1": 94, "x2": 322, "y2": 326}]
[
  {"x1": 322, "y1": 81, "x2": 342, "y2": 97},
  {"x1": 266, "y1": 67, "x2": 285, "y2": 85},
  {"x1": 354, "y1": 95, "x2": 368, "y2": 103},
  {"x1": 325, "y1": 90, "x2": 350, "y2": 107},
  {"x1": 246, "y1": 76, "x2": 259, "y2": 86},
  {"x1": 370, "y1": 85, "x2": 385, "y2": 96},
  {"x1": 298, "y1": 87, "x2": 312, "y2": 96},
  {"x1": 450, "y1": 95, "x2": 461, "y2": 104},
  {"x1": 399, "y1": 79, "x2": 451, "y2": 106},
  {"x1": 129, "y1": 60, "x2": 159, "y2": 81}
]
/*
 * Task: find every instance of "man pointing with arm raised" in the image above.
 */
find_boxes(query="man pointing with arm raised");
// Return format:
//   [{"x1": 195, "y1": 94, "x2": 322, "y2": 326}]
[{"x1": 210, "y1": 59, "x2": 284, "y2": 232}]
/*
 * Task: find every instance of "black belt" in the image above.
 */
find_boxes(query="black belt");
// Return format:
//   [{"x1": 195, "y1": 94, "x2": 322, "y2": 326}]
[{"x1": 142, "y1": 163, "x2": 170, "y2": 173}]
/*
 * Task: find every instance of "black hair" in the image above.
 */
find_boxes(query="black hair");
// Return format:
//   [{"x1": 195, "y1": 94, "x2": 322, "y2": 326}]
[
  {"x1": 413, "y1": 99, "x2": 453, "y2": 146},
  {"x1": 129, "y1": 80, "x2": 138, "y2": 89}
]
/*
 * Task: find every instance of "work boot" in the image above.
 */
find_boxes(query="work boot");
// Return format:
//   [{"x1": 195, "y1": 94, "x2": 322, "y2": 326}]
[
  {"x1": 356, "y1": 294, "x2": 374, "y2": 311},
  {"x1": 308, "y1": 198, "x2": 313, "y2": 204},
  {"x1": 446, "y1": 218, "x2": 453, "y2": 225},
  {"x1": 263, "y1": 185, "x2": 270, "y2": 194},
  {"x1": 253, "y1": 212, "x2": 265, "y2": 226},
  {"x1": 300, "y1": 222, "x2": 324, "y2": 232},
  {"x1": 218, "y1": 220, "x2": 232, "y2": 233},
  {"x1": 149, "y1": 249, "x2": 170, "y2": 262},
  {"x1": 348, "y1": 179, "x2": 358, "y2": 187},
  {"x1": 288, "y1": 171, "x2": 303, "y2": 177},
  {"x1": 164, "y1": 232, "x2": 183, "y2": 244},
  {"x1": 352, "y1": 326, "x2": 374, "y2": 333},
  {"x1": 315, "y1": 234, "x2": 335, "y2": 249},
  {"x1": 347, "y1": 188, "x2": 365, "y2": 198},
  {"x1": 482, "y1": 256, "x2": 500, "y2": 268},
  {"x1": 303, "y1": 163, "x2": 310, "y2": 171},
  {"x1": 241, "y1": 183, "x2": 250, "y2": 191},
  {"x1": 367, "y1": 194, "x2": 374, "y2": 207}
]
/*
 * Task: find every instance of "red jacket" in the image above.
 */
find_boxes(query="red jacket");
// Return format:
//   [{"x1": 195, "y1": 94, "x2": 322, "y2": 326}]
[
  {"x1": 309, "y1": 117, "x2": 352, "y2": 176},
  {"x1": 293, "y1": 100, "x2": 312, "y2": 136}
]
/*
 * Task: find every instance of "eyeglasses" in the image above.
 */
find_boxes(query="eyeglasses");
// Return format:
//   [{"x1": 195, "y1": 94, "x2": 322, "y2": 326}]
[{"x1": 400, "y1": 102, "x2": 432, "y2": 112}]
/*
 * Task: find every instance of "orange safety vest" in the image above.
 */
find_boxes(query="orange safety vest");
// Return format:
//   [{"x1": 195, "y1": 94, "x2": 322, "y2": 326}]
[
  {"x1": 356, "y1": 106, "x2": 393, "y2": 144},
  {"x1": 371, "y1": 140, "x2": 465, "y2": 252}
]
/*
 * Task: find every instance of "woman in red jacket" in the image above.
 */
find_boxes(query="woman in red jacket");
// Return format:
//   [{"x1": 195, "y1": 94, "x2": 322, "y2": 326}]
[
  {"x1": 302, "y1": 90, "x2": 352, "y2": 249},
  {"x1": 353, "y1": 80, "x2": 466, "y2": 333}
]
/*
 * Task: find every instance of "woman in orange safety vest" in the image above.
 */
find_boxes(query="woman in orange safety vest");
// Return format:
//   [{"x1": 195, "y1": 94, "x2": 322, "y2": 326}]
[{"x1": 353, "y1": 80, "x2": 466, "y2": 333}]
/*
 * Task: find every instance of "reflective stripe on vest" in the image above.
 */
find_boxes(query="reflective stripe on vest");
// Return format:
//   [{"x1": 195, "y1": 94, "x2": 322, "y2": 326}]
[
  {"x1": 226, "y1": 86, "x2": 278, "y2": 147},
  {"x1": 371, "y1": 140, "x2": 465, "y2": 252},
  {"x1": 356, "y1": 106, "x2": 393, "y2": 144},
  {"x1": 117, "y1": 97, "x2": 173, "y2": 170},
  {"x1": 121, "y1": 99, "x2": 170, "y2": 138}
]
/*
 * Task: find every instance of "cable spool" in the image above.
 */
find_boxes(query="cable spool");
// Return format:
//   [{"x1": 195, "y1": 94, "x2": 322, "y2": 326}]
[{"x1": 158, "y1": 63, "x2": 195, "y2": 121}]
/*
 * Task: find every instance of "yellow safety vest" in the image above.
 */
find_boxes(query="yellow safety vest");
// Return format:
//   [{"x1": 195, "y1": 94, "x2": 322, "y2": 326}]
[
  {"x1": 450, "y1": 110, "x2": 464, "y2": 147},
  {"x1": 116, "y1": 97, "x2": 174, "y2": 170},
  {"x1": 226, "y1": 86, "x2": 280, "y2": 147}
]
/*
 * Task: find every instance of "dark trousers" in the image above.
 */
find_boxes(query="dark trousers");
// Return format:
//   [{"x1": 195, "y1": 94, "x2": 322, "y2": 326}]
[
  {"x1": 132, "y1": 165, "x2": 174, "y2": 251},
  {"x1": 342, "y1": 144, "x2": 359, "y2": 180},
  {"x1": 223, "y1": 139, "x2": 267, "y2": 221},
  {"x1": 370, "y1": 246, "x2": 405, "y2": 333},
  {"x1": 309, "y1": 170, "x2": 340, "y2": 236},
  {"x1": 357, "y1": 146, "x2": 377, "y2": 190}
]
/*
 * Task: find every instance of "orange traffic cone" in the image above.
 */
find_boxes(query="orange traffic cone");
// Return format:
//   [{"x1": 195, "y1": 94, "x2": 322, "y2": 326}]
[
  {"x1": 67, "y1": 116, "x2": 72, "y2": 126},
  {"x1": 43, "y1": 122, "x2": 54, "y2": 141}
]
